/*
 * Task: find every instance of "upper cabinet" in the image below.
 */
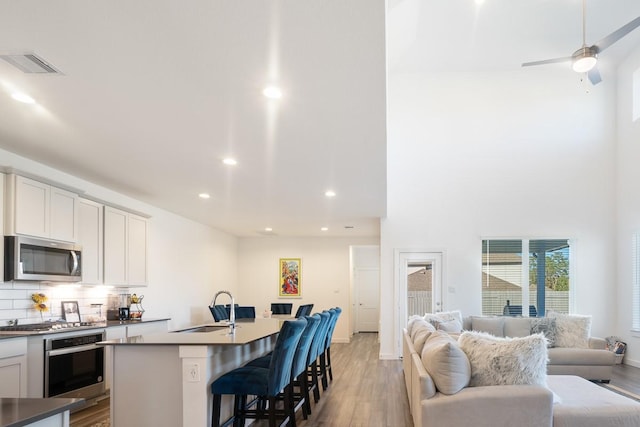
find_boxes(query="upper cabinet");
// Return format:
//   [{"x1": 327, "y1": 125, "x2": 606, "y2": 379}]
[
  {"x1": 78, "y1": 198, "x2": 104, "y2": 285},
  {"x1": 5, "y1": 175, "x2": 78, "y2": 242},
  {"x1": 104, "y1": 206, "x2": 148, "y2": 287}
]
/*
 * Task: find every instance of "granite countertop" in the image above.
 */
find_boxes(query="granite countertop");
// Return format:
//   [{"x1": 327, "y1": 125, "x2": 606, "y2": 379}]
[
  {"x1": 0, "y1": 397, "x2": 85, "y2": 427},
  {"x1": 99, "y1": 317, "x2": 284, "y2": 346}
]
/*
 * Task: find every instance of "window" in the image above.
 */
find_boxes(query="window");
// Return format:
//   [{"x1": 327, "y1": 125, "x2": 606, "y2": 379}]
[{"x1": 482, "y1": 239, "x2": 571, "y2": 316}]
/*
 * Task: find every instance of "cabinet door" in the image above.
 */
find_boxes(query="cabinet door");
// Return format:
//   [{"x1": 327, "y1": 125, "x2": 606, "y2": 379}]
[
  {"x1": 78, "y1": 199, "x2": 104, "y2": 284},
  {"x1": 14, "y1": 176, "x2": 49, "y2": 238},
  {"x1": 128, "y1": 214, "x2": 148, "y2": 286},
  {"x1": 0, "y1": 356, "x2": 27, "y2": 397},
  {"x1": 104, "y1": 207, "x2": 128, "y2": 285},
  {"x1": 50, "y1": 186, "x2": 79, "y2": 242}
]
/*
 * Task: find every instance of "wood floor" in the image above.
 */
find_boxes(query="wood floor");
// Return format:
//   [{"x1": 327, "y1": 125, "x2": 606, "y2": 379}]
[{"x1": 70, "y1": 334, "x2": 640, "y2": 427}]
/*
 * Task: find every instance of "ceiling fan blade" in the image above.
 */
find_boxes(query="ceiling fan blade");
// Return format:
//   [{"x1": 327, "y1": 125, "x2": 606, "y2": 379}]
[
  {"x1": 587, "y1": 67, "x2": 602, "y2": 85},
  {"x1": 522, "y1": 56, "x2": 572, "y2": 67},
  {"x1": 593, "y1": 16, "x2": 640, "y2": 53}
]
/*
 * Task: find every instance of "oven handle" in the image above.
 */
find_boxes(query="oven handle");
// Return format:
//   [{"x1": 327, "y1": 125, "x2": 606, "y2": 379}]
[{"x1": 47, "y1": 343, "x2": 101, "y2": 357}]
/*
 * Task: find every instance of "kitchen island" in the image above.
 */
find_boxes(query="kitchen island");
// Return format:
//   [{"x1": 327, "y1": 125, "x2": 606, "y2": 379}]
[
  {"x1": 0, "y1": 397, "x2": 84, "y2": 427},
  {"x1": 100, "y1": 318, "x2": 282, "y2": 427}
]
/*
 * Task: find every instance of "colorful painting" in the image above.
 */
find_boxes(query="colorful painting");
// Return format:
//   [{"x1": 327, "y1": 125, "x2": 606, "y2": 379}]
[{"x1": 279, "y1": 258, "x2": 301, "y2": 297}]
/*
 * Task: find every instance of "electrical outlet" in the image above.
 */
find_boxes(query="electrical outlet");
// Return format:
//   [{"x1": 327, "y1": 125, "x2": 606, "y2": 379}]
[{"x1": 184, "y1": 364, "x2": 200, "y2": 382}]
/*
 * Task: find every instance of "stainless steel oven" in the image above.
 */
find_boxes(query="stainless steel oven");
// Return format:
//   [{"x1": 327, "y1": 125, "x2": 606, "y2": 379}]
[{"x1": 44, "y1": 331, "x2": 105, "y2": 399}]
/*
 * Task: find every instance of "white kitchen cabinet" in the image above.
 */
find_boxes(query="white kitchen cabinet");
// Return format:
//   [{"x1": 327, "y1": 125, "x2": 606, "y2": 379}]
[
  {"x1": 104, "y1": 206, "x2": 148, "y2": 286},
  {"x1": 0, "y1": 337, "x2": 28, "y2": 397},
  {"x1": 104, "y1": 321, "x2": 167, "y2": 391},
  {"x1": 78, "y1": 198, "x2": 104, "y2": 285},
  {"x1": 6, "y1": 175, "x2": 78, "y2": 242}
]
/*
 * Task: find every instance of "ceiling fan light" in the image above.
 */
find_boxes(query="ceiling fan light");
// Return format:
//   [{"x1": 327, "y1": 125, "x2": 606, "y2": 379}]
[
  {"x1": 573, "y1": 56, "x2": 597, "y2": 73},
  {"x1": 572, "y1": 47, "x2": 598, "y2": 73}
]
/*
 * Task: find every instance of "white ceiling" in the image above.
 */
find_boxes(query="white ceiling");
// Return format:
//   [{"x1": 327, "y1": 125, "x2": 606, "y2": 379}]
[{"x1": 1, "y1": 1, "x2": 639, "y2": 238}]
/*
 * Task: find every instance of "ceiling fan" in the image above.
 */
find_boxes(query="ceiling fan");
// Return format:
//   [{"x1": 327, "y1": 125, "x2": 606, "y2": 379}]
[{"x1": 522, "y1": 0, "x2": 640, "y2": 85}]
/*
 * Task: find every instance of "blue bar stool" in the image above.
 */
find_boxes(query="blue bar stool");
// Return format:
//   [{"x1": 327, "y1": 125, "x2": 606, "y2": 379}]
[
  {"x1": 210, "y1": 318, "x2": 307, "y2": 427},
  {"x1": 307, "y1": 311, "x2": 331, "y2": 404},
  {"x1": 320, "y1": 307, "x2": 342, "y2": 388},
  {"x1": 246, "y1": 314, "x2": 321, "y2": 424}
]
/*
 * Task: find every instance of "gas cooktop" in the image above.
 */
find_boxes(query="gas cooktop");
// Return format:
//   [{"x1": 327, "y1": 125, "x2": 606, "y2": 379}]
[{"x1": 0, "y1": 321, "x2": 106, "y2": 335}]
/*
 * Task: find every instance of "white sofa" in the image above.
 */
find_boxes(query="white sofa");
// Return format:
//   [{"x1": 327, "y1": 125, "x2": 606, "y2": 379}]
[
  {"x1": 403, "y1": 324, "x2": 640, "y2": 427},
  {"x1": 462, "y1": 315, "x2": 616, "y2": 381},
  {"x1": 402, "y1": 329, "x2": 553, "y2": 427}
]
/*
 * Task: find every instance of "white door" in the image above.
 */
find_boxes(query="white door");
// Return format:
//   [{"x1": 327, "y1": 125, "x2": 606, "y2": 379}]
[
  {"x1": 355, "y1": 268, "x2": 380, "y2": 332},
  {"x1": 396, "y1": 251, "x2": 443, "y2": 328}
]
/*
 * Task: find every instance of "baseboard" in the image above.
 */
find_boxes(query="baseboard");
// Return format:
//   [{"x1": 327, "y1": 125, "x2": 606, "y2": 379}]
[
  {"x1": 622, "y1": 358, "x2": 640, "y2": 368},
  {"x1": 379, "y1": 352, "x2": 399, "y2": 360}
]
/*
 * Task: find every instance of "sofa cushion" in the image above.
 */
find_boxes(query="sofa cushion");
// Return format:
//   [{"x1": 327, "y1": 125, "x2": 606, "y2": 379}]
[
  {"x1": 471, "y1": 316, "x2": 505, "y2": 337},
  {"x1": 547, "y1": 311, "x2": 591, "y2": 349},
  {"x1": 504, "y1": 317, "x2": 532, "y2": 338},
  {"x1": 547, "y1": 347, "x2": 615, "y2": 366},
  {"x1": 530, "y1": 317, "x2": 557, "y2": 347},
  {"x1": 421, "y1": 331, "x2": 470, "y2": 395},
  {"x1": 459, "y1": 331, "x2": 548, "y2": 387}
]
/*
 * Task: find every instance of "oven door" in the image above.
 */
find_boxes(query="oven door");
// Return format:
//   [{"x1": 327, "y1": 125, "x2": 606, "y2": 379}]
[{"x1": 44, "y1": 333, "x2": 105, "y2": 399}]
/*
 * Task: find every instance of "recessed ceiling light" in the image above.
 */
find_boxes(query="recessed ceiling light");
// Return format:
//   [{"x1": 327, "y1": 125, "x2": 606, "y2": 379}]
[
  {"x1": 11, "y1": 92, "x2": 35, "y2": 104},
  {"x1": 325, "y1": 190, "x2": 336, "y2": 198},
  {"x1": 198, "y1": 193, "x2": 210, "y2": 199},
  {"x1": 321, "y1": 227, "x2": 329, "y2": 232},
  {"x1": 265, "y1": 227, "x2": 273, "y2": 232},
  {"x1": 222, "y1": 158, "x2": 237, "y2": 166},
  {"x1": 262, "y1": 86, "x2": 282, "y2": 99}
]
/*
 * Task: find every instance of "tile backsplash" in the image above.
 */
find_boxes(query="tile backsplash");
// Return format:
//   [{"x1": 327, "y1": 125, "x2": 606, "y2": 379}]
[{"x1": 0, "y1": 281, "x2": 120, "y2": 325}]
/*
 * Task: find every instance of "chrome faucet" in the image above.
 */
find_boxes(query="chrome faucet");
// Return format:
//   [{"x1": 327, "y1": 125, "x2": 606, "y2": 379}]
[{"x1": 211, "y1": 290, "x2": 235, "y2": 332}]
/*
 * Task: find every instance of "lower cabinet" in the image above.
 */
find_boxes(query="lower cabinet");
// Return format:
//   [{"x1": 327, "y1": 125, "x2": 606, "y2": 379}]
[
  {"x1": 0, "y1": 337, "x2": 28, "y2": 397},
  {"x1": 105, "y1": 320, "x2": 168, "y2": 391}
]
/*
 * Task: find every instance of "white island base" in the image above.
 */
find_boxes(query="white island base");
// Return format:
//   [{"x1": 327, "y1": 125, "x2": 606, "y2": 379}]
[{"x1": 107, "y1": 320, "x2": 280, "y2": 427}]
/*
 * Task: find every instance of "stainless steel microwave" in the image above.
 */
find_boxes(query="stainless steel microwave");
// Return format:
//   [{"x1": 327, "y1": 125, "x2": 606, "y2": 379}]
[{"x1": 4, "y1": 236, "x2": 82, "y2": 282}]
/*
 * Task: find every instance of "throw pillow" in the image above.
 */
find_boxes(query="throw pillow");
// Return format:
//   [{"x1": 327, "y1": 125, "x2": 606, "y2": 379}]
[
  {"x1": 530, "y1": 318, "x2": 557, "y2": 347},
  {"x1": 470, "y1": 316, "x2": 505, "y2": 337},
  {"x1": 421, "y1": 331, "x2": 470, "y2": 395},
  {"x1": 407, "y1": 315, "x2": 425, "y2": 336},
  {"x1": 424, "y1": 310, "x2": 463, "y2": 327},
  {"x1": 547, "y1": 311, "x2": 591, "y2": 349},
  {"x1": 434, "y1": 318, "x2": 463, "y2": 334},
  {"x1": 410, "y1": 319, "x2": 436, "y2": 341},
  {"x1": 413, "y1": 327, "x2": 435, "y2": 354},
  {"x1": 458, "y1": 331, "x2": 548, "y2": 387}
]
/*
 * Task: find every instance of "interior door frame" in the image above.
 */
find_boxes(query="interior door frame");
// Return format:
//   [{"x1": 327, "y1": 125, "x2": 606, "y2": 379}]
[{"x1": 395, "y1": 249, "x2": 445, "y2": 356}]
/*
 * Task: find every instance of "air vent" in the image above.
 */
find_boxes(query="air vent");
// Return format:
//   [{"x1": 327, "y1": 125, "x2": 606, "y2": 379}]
[{"x1": 0, "y1": 53, "x2": 61, "y2": 74}]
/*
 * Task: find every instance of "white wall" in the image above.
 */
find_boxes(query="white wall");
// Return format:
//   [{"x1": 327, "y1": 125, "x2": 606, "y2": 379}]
[
  {"x1": 615, "y1": 45, "x2": 640, "y2": 366},
  {"x1": 381, "y1": 69, "x2": 618, "y2": 358},
  {"x1": 237, "y1": 236, "x2": 378, "y2": 343},
  {"x1": 0, "y1": 148, "x2": 238, "y2": 330}
]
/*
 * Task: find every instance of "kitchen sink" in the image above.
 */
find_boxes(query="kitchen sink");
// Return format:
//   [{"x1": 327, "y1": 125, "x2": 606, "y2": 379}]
[{"x1": 174, "y1": 325, "x2": 229, "y2": 333}]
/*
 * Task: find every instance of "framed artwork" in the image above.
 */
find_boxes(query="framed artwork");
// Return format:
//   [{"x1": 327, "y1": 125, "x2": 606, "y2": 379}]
[
  {"x1": 62, "y1": 301, "x2": 81, "y2": 323},
  {"x1": 279, "y1": 258, "x2": 301, "y2": 297}
]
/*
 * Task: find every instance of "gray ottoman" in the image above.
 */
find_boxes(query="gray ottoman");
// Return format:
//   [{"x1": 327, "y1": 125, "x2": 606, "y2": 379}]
[{"x1": 547, "y1": 375, "x2": 640, "y2": 427}]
